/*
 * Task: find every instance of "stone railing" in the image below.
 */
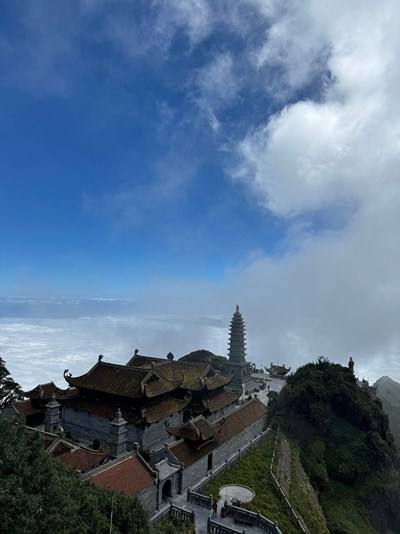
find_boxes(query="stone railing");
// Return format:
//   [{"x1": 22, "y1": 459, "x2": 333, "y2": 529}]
[
  {"x1": 270, "y1": 430, "x2": 308, "y2": 534},
  {"x1": 193, "y1": 428, "x2": 270, "y2": 493},
  {"x1": 207, "y1": 517, "x2": 245, "y2": 534},
  {"x1": 187, "y1": 488, "x2": 212, "y2": 509},
  {"x1": 224, "y1": 504, "x2": 283, "y2": 534},
  {"x1": 150, "y1": 502, "x2": 195, "y2": 527}
]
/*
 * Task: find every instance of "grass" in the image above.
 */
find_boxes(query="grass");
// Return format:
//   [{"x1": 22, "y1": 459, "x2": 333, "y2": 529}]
[
  {"x1": 200, "y1": 431, "x2": 299, "y2": 534},
  {"x1": 286, "y1": 439, "x2": 329, "y2": 534}
]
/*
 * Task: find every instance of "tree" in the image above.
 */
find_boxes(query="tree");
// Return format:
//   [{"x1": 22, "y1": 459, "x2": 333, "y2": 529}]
[
  {"x1": 0, "y1": 416, "x2": 151, "y2": 533},
  {"x1": 0, "y1": 356, "x2": 23, "y2": 409}
]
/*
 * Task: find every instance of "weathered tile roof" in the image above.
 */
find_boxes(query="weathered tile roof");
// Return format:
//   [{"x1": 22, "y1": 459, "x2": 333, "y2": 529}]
[
  {"x1": 126, "y1": 354, "x2": 165, "y2": 367},
  {"x1": 128, "y1": 354, "x2": 233, "y2": 391},
  {"x1": 64, "y1": 361, "x2": 181, "y2": 399},
  {"x1": 90, "y1": 456, "x2": 155, "y2": 496},
  {"x1": 24, "y1": 381, "x2": 69, "y2": 400},
  {"x1": 13, "y1": 399, "x2": 43, "y2": 417},
  {"x1": 169, "y1": 398, "x2": 267, "y2": 467},
  {"x1": 54, "y1": 446, "x2": 108, "y2": 472},
  {"x1": 145, "y1": 396, "x2": 191, "y2": 423},
  {"x1": 207, "y1": 391, "x2": 240, "y2": 413},
  {"x1": 63, "y1": 394, "x2": 191, "y2": 424},
  {"x1": 167, "y1": 415, "x2": 216, "y2": 442},
  {"x1": 24, "y1": 428, "x2": 108, "y2": 472}
]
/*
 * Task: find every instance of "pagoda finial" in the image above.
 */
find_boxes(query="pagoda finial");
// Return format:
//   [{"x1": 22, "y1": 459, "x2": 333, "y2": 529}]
[{"x1": 236, "y1": 304, "x2": 240, "y2": 313}]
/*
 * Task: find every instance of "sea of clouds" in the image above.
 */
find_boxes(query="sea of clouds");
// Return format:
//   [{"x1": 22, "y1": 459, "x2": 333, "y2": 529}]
[{"x1": 1, "y1": 296, "x2": 398, "y2": 391}]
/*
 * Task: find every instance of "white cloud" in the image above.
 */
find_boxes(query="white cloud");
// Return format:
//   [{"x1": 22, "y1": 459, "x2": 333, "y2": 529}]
[
  {"x1": 235, "y1": 0, "x2": 400, "y2": 218},
  {"x1": 0, "y1": 314, "x2": 228, "y2": 390}
]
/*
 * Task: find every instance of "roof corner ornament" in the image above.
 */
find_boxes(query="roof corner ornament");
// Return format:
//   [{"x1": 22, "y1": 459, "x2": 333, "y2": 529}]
[
  {"x1": 98, "y1": 354, "x2": 104, "y2": 362},
  {"x1": 134, "y1": 348, "x2": 139, "y2": 356},
  {"x1": 63, "y1": 369, "x2": 72, "y2": 378}
]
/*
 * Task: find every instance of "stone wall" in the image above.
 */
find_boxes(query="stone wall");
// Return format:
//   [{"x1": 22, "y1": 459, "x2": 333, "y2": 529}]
[
  {"x1": 137, "y1": 483, "x2": 158, "y2": 515},
  {"x1": 142, "y1": 412, "x2": 183, "y2": 451},
  {"x1": 63, "y1": 406, "x2": 184, "y2": 451},
  {"x1": 179, "y1": 414, "x2": 266, "y2": 492},
  {"x1": 63, "y1": 407, "x2": 110, "y2": 444}
]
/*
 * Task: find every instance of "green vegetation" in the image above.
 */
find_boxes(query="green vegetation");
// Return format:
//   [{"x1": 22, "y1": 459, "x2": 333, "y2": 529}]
[
  {"x1": 0, "y1": 417, "x2": 150, "y2": 534},
  {"x1": 283, "y1": 437, "x2": 329, "y2": 533},
  {"x1": 154, "y1": 517, "x2": 195, "y2": 534},
  {"x1": 270, "y1": 357, "x2": 400, "y2": 534},
  {"x1": 179, "y1": 349, "x2": 228, "y2": 367},
  {"x1": 0, "y1": 356, "x2": 23, "y2": 409},
  {"x1": 201, "y1": 432, "x2": 299, "y2": 534}
]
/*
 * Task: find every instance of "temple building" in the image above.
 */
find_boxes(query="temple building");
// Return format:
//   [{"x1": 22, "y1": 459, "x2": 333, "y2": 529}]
[{"x1": 60, "y1": 351, "x2": 238, "y2": 451}]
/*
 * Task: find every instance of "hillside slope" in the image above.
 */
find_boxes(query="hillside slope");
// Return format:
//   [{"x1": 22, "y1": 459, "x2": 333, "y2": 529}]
[
  {"x1": 375, "y1": 376, "x2": 400, "y2": 448},
  {"x1": 269, "y1": 358, "x2": 400, "y2": 534}
]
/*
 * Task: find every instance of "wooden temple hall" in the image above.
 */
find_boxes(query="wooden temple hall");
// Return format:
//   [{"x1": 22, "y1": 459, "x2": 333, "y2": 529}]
[
  {"x1": 6, "y1": 307, "x2": 268, "y2": 514},
  {"x1": 61, "y1": 352, "x2": 239, "y2": 451}
]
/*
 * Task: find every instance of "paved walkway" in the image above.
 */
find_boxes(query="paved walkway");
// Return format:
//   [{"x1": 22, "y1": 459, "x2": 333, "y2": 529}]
[{"x1": 172, "y1": 494, "x2": 266, "y2": 534}]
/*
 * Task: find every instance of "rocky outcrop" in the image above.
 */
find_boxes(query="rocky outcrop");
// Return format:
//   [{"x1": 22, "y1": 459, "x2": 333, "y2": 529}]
[{"x1": 375, "y1": 376, "x2": 400, "y2": 449}]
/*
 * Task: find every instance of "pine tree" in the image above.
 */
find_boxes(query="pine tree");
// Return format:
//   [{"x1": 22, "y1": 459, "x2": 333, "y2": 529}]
[{"x1": 0, "y1": 356, "x2": 23, "y2": 409}]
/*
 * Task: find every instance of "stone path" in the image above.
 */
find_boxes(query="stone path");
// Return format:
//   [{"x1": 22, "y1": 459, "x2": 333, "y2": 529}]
[{"x1": 171, "y1": 492, "x2": 266, "y2": 534}]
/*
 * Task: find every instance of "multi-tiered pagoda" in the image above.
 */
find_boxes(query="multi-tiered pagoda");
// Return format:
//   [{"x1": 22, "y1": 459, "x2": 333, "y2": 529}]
[{"x1": 224, "y1": 305, "x2": 259, "y2": 394}]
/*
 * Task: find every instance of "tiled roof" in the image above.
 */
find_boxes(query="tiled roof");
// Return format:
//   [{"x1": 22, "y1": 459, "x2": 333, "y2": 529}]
[
  {"x1": 55, "y1": 447, "x2": 108, "y2": 472},
  {"x1": 14, "y1": 399, "x2": 43, "y2": 417},
  {"x1": 207, "y1": 391, "x2": 240, "y2": 413},
  {"x1": 145, "y1": 396, "x2": 191, "y2": 423},
  {"x1": 24, "y1": 382, "x2": 69, "y2": 400},
  {"x1": 167, "y1": 416, "x2": 216, "y2": 442},
  {"x1": 126, "y1": 354, "x2": 166, "y2": 367},
  {"x1": 64, "y1": 361, "x2": 181, "y2": 399},
  {"x1": 127, "y1": 355, "x2": 233, "y2": 391},
  {"x1": 63, "y1": 396, "x2": 141, "y2": 423},
  {"x1": 24, "y1": 428, "x2": 108, "y2": 472},
  {"x1": 91, "y1": 456, "x2": 155, "y2": 496},
  {"x1": 63, "y1": 395, "x2": 191, "y2": 424},
  {"x1": 169, "y1": 398, "x2": 267, "y2": 467}
]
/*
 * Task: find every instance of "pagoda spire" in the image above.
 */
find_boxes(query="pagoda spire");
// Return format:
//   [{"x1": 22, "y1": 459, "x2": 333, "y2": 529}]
[{"x1": 228, "y1": 305, "x2": 246, "y2": 363}]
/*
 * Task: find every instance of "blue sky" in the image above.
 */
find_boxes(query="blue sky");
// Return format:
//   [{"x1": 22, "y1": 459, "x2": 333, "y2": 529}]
[
  {"x1": 2, "y1": 1, "x2": 400, "y2": 386},
  {"x1": 1, "y1": 0, "x2": 287, "y2": 296}
]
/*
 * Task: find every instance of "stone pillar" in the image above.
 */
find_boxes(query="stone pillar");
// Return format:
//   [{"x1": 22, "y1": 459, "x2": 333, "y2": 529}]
[
  {"x1": 44, "y1": 394, "x2": 61, "y2": 433},
  {"x1": 110, "y1": 408, "x2": 127, "y2": 457}
]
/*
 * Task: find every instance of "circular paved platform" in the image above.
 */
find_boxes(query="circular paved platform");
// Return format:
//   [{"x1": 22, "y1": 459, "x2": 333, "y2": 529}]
[{"x1": 219, "y1": 484, "x2": 255, "y2": 505}]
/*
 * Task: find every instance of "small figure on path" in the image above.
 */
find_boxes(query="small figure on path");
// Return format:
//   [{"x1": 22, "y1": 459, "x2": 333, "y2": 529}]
[{"x1": 212, "y1": 500, "x2": 218, "y2": 518}]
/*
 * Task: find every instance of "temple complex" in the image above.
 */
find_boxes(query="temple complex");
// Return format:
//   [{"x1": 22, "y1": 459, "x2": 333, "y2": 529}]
[{"x1": 4, "y1": 306, "x2": 269, "y2": 516}]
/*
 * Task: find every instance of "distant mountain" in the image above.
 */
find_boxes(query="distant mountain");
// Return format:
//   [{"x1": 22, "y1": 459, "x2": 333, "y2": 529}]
[
  {"x1": 375, "y1": 375, "x2": 400, "y2": 448},
  {"x1": 179, "y1": 349, "x2": 228, "y2": 366}
]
